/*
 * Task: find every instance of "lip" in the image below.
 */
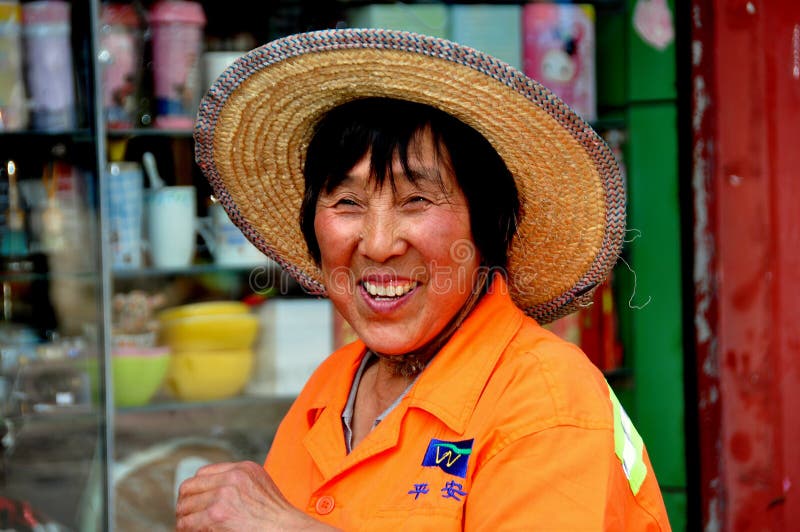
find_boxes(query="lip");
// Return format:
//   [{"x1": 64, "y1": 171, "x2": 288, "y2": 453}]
[
  {"x1": 358, "y1": 281, "x2": 418, "y2": 315},
  {"x1": 360, "y1": 273, "x2": 416, "y2": 284}
]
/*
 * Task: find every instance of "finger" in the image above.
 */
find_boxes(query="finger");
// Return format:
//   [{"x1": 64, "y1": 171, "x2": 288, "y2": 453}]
[
  {"x1": 175, "y1": 502, "x2": 232, "y2": 532},
  {"x1": 193, "y1": 460, "x2": 242, "y2": 476},
  {"x1": 175, "y1": 490, "x2": 216, "y2": 518}
]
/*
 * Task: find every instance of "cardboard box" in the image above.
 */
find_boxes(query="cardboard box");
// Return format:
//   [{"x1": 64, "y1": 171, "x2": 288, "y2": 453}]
[
  {"x1": 450, "y1": 4, "x2": 522, "y2": 70},
  {"x1": 249, "y1": 298, "x2": 333, "y2": 397},
  {"x1": 347, "y1": 4, "x2": 449, "y2": 38}
]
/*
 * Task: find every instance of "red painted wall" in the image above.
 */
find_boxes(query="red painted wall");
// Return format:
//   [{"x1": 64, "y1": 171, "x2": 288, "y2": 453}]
[{"x1": 692, "y1": 0, "x2": 800, "y2": 530}]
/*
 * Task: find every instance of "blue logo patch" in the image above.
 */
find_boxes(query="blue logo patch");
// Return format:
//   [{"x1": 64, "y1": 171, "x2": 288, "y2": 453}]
[{"x1": 422, "y1": 438, "x2": 474, "y2": 478}]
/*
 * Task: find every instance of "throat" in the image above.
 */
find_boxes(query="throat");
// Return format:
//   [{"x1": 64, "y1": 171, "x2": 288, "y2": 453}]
[
  {"x1": 372, "y1": 350, "x2": 431, "y2": 378},
  {"x1": 349, "y1": 355, "x2": 415, "y2": 450}
]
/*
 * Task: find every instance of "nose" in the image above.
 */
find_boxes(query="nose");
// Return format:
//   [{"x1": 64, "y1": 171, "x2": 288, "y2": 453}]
[{"x1": 358, "y1": 206, "x2": 408, "y2": 263}]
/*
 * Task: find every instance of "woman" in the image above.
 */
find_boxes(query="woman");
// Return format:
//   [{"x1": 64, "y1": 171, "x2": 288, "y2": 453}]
[{"x1": 177, "y1": 29, "x2": 671, "y2": 530}]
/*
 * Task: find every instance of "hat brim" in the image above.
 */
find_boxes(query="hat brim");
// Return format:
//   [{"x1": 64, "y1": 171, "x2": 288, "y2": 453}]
[{"x1": 195, "y1": 29, "x2": 625, "y2": 324}]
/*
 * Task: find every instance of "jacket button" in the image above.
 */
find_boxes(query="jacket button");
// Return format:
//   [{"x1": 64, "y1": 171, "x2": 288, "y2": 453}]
[{"x1": 315, "y1": 495, "x2": 335, "y2": 515}]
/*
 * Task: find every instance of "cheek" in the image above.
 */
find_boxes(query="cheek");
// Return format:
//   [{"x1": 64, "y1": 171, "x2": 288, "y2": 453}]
[
  {"x1": 314, "y1": 212, "x2": 346, "y2": 259},
  {"x1": 415, "y1": 212, "x2": 476, "y2": 261},
  {"x1": 314, "y1": 213, "x2": 357, "y2": 283}
]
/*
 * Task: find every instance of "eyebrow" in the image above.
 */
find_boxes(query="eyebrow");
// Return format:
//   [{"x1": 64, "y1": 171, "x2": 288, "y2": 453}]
[
  {"x1": 335, "y1": 165, "x2": 444, "y2": 187},
  {"x1": 403, "y1": 166, "x2": 443, "y2": 183}
]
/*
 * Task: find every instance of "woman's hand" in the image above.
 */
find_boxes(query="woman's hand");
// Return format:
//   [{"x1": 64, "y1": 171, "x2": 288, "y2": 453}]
[{"x1": 175, "y1": 460, "x2": 332, "y2": 531}]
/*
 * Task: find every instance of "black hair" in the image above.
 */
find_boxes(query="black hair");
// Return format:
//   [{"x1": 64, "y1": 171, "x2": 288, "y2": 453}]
[{"x1": 300, "y1": 97, "x2": 520, "y2": 269}]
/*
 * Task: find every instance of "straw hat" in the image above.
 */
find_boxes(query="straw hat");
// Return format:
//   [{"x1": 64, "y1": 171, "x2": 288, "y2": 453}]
[{"x1": 194, "y1": 28, "x2": 625, "y2": 324}]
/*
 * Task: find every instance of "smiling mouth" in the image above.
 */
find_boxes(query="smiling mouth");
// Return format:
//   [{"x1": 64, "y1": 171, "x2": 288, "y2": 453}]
[{"x1": 362, "y1": 280, "x2": 419, "y2": 300}]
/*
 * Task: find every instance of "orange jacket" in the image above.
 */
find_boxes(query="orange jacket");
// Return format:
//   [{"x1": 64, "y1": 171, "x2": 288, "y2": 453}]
[{"x1": 265, "y1": 276, "x2": 671, "y2": 530}]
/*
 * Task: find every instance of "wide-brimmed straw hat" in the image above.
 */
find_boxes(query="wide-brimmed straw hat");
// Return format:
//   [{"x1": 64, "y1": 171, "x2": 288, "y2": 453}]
[{"x1": 194, "y1": 28, "x2": 625, "y2": 324}]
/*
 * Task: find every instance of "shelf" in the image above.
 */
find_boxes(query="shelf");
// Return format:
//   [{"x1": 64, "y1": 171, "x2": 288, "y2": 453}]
[
  {"x1": 0, "y1": 271, "x2": 99, "y2": 283},
  {"x1": 6, "y1": 394, "x2": 292, "y2": 422},
  {"x1": 4, "y1": 406, "x2": 102, "y2": 436},
  {"x1": 107, "y1": 128, "x2": 194, "y2": 140},
  {"x1": 0, "y1": 130, "x2": 98, "y2": 168},
  {"x1": 0, "y1": 129, "x2": 94, "y2": 142},
  {"x1": 112, "y1": 261, "x2": 278, "y2": 279},
  {"x1": 117, "y1": 393, "x2": 295, "y2": 415},
  {"x1": 4, "y1": 394, "x2": 295, "y2": 427}
]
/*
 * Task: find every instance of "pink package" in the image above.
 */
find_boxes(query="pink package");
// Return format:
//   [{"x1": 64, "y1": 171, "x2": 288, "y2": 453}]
[
  {"x1": 523, "y1": 3, "x2": 596, "y2": 122},
  {"x1": 100, "y1": 4, "x2": 143, "y2": 129},
  {"x1": 149, "y1": 1, "x2": 206, "y2": 129}
]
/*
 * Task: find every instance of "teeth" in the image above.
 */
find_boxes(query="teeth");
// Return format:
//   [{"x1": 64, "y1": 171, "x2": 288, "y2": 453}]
[{"x1": 363, "y1": 281, "x2": 417, "y2": 298}]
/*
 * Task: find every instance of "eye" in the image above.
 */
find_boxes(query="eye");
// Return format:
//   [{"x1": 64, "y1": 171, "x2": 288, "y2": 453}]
[
  {"x1": 330, "y1": 195, "x2": 364, "y2": 211},
  {"x1": 335, "y1": 197, "x2": 359, "y2": 207},
  {"x1": 405, "y1": 195, "x2": 431, "y2": 206}
]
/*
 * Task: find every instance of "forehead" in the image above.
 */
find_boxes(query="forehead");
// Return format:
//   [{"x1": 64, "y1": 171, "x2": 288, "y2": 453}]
[
  {"x1": 342, "y1": 153, "x2": 454, "y2": 196},
  {"x1": 367, "y1": 127, "x2": 454, "y2": 185}
]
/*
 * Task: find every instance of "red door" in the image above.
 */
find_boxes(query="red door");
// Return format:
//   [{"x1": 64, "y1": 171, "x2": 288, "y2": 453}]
[{"x1": 692, "y1": 0, "x2": 800, "y2": 530}]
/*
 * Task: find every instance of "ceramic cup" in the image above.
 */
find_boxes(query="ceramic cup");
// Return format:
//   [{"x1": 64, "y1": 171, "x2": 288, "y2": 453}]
[{"x1": 146, "y1": 185, "x2": 196, "y2": 268}]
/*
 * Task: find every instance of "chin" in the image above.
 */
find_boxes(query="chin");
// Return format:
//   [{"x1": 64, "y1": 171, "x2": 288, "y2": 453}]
[{"x1": 360, "y1": 334, "x2": 422, "y2": 356}]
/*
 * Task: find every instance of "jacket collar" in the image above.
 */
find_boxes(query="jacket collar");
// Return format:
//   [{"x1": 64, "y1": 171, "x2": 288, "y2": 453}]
[{"x1": 304, "y1": 273, "x2": 525, "y2": 432}]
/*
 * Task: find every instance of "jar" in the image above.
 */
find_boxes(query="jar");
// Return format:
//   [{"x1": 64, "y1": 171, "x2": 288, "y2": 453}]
[
  {"x1": 21, "y1": 0, "x2": 76, "y2": 131},
  {"x1": 99, "y1": 3, "x2": 143, "y2": 129}
]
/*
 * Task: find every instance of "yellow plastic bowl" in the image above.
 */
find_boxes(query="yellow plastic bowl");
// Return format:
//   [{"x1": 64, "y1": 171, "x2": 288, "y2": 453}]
[
  {"x1": 158, "y1": 301, "x2": 250, "y2": 321},
  {"x1": 159, "y1": 313, "x2": 259, "y2": 351},
  {"x1": 165, "y1": 349, "x2": 254, "y2": 402}
]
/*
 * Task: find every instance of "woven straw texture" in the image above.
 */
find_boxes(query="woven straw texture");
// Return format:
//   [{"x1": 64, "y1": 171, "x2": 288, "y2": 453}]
[{"x1": 195, "y1": 29, "x2": 625, "y2": 324}]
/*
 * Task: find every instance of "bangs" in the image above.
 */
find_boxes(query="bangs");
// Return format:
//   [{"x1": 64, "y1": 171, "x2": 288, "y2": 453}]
[{"x1": 306, "y1": 98, "x2": 450, "y2": 195}]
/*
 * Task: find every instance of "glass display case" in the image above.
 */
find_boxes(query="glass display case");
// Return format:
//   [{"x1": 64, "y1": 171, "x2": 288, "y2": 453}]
[{"x1": 0, "y1": 1, "x2": 108, "y2": 528}]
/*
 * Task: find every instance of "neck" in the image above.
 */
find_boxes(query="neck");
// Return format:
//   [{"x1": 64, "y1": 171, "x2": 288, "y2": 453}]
[{"x1": 372, "y1": 269, "x2": 490, "y2": 378}]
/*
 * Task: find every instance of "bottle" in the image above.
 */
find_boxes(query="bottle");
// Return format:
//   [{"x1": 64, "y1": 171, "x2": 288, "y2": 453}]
[
  {"x1": 0, "y1": 0, "x2": 27, "y2": 130},
  {"x1": 21, "y1": 1, "x2": 76, "y2": 131},
  {"x1": 0, "y1": 160, "x2": 34, "y2": 322}
]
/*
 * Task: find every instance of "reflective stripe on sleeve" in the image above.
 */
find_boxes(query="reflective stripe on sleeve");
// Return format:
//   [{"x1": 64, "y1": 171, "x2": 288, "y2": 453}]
[{"x1": 608, "y1": 384, "x2": 647, "y2": 495}]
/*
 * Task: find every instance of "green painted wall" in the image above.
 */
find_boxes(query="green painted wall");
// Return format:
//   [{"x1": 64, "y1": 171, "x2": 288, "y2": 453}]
[
  {"x1": 613, "y1": 0, "x2": 686, "y2": 528},
  {"x1": 627, "y1": 0, "x2": 677, "y2": 102}
]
